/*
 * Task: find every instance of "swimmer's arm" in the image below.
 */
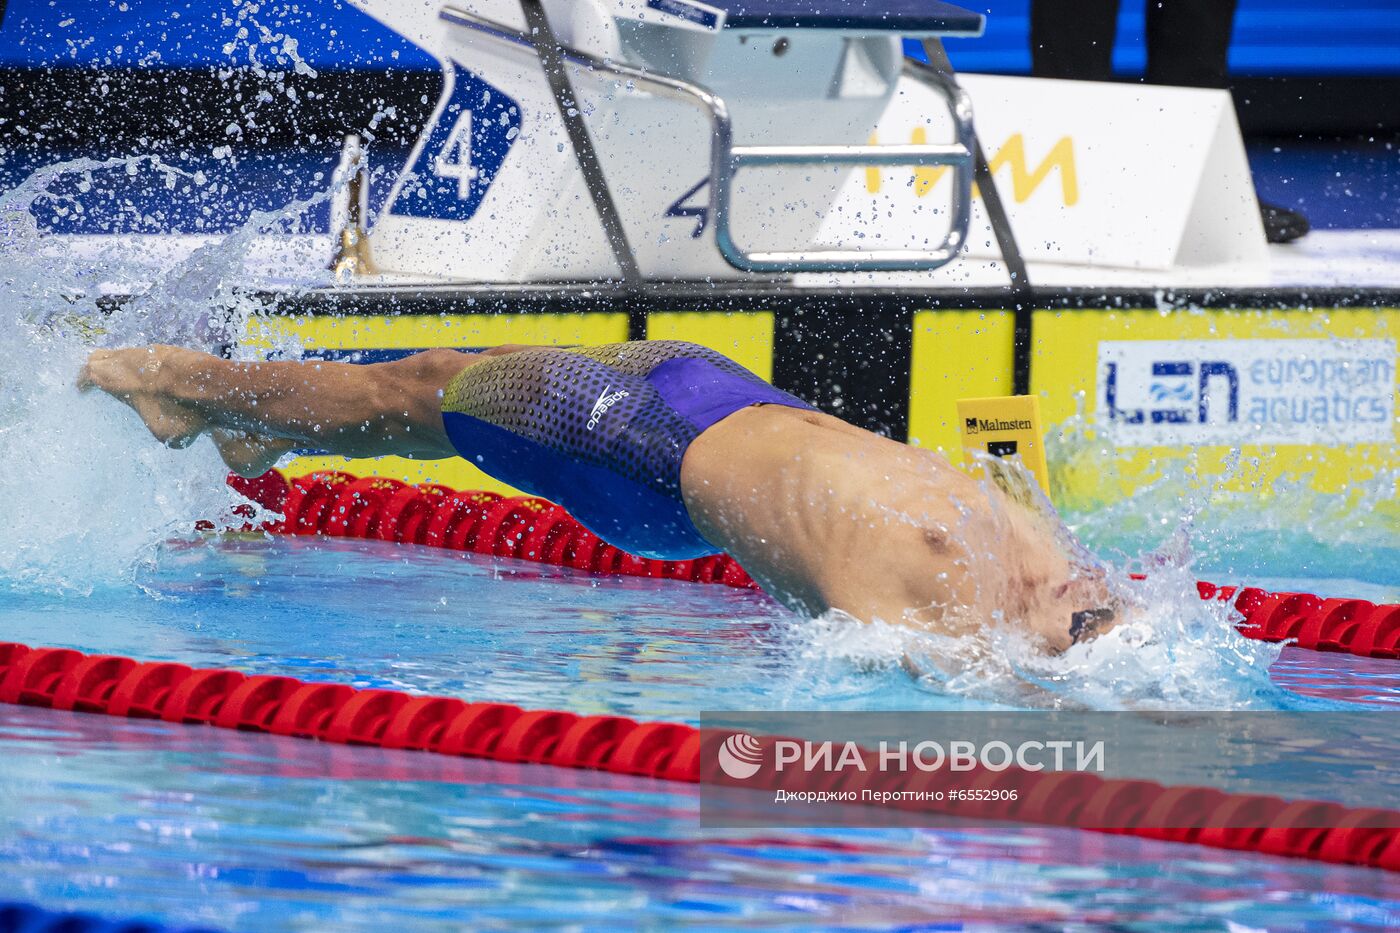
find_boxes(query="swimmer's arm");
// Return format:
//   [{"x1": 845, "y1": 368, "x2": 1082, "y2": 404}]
[{"x1": 82, "y1": 345, "x2": 484, "y2": 461}]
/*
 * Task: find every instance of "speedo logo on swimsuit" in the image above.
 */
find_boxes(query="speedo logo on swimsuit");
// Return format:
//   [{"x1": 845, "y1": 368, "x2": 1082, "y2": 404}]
[{"x1": 587, "y1": 386, "x2": 630, "y2": 430}]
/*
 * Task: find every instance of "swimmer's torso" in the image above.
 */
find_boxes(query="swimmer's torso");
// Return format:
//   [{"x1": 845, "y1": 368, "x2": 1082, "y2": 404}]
[{"x1": 681, "y1": 406, "x2": 1080, "y2": 648}]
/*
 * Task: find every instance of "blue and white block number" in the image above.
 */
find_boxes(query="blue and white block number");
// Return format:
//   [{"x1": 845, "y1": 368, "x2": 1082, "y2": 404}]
[
  {"x1": 391, "y1": 62, "x2": 522, "y2": 221},
  {"x1": 433, "y1": 110, "x2": 479, "y2": 199}
]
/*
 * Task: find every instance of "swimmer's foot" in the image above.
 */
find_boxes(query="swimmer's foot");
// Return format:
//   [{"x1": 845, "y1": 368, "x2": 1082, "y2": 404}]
[
  {"x1": 81, "y1": 347, "x2": 296, "y2": 477},
  {"x1": 212, "y1": 429, "x2": 297, "y2": 478},
  {"x1": 79, "y1": 346, "x2": 208, "y2": 448}
]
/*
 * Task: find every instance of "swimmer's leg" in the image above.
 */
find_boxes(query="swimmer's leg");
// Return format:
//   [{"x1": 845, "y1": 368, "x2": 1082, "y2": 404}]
[{"x1": 80, "y1": 345, "x2": 485, "y2": 474}]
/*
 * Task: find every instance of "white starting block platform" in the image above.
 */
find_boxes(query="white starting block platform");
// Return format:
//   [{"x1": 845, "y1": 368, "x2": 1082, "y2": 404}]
[{"x1": 50, "y1": 229, "x2": 1400, "y2": 295}]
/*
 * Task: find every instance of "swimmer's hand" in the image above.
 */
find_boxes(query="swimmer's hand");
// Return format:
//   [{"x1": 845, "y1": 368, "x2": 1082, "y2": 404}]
[{"x1": 79, "y1": 346, "x2": 207, "y2": 449}]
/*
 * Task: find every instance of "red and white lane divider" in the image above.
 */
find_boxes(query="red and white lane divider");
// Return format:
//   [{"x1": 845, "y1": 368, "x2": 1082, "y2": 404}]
[{"x1": 226, "y1": 471, "x2": 1400, "y2": 661}]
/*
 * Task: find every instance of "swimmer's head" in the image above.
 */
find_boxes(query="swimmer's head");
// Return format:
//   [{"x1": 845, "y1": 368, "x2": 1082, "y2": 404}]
[
  {"x1": 1069, "y1": 606, "x2": 1117, "y2": 645},
  {"x1": 1030, "y1": 574, "x2": 1125, "y2": 653},
  {"x1": 969, "y1": 449, "x2": 1127, "y2": 653}
]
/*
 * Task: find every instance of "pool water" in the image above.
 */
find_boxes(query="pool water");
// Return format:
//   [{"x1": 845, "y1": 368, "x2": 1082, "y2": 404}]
[
  {"x1": 3, "y1": 535, "x2": 1397, "y2": 718},
  {"x1": 1, "y1": 535, "x2": 1398, "y2": 930},
  {"x1": 0, "y1": 97, "x2": 1397, "y2": 932}
]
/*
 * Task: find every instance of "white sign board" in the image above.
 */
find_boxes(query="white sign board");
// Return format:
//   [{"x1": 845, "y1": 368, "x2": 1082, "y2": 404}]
[
  {"x1": 1095, "y1": 339, "x2": 1397, "y2": 446},
  {"x1": 844, "y1": 73, "x2": 1269, "y2": 271}
]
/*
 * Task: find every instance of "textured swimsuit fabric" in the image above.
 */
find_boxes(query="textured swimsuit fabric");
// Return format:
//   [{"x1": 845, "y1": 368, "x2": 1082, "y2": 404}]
[{"x1": 440, "y1": 341, "x2": 812, "y2": 559}]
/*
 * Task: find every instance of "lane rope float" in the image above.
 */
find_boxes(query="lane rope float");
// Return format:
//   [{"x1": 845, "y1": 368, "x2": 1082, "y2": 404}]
[
  {"x1": 225, "y1": 471, "x2": 1400, "y2": 660},
  {"x1": 2, "y1": 640, "x2": 1397, "y2": 874}
]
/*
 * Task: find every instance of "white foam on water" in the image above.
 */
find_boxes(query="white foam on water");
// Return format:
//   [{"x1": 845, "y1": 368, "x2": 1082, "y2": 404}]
[
  {"x1": 0, "y1": 157, "x2": 317, "y2": 594},
  {"x1": 765, "y1": 452, "x2": 1350, "y2": 712},
  {"x1": 777, "y1": 582, "x2": 1305, "y2": 712}
]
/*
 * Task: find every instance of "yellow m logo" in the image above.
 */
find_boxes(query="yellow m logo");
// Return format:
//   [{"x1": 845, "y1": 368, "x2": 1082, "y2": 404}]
[{"x1": 866, "y1": 130, "x2": 1079, "y2": 207}]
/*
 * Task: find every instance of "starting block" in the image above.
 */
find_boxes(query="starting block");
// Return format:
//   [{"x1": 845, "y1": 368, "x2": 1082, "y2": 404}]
[{"x1": 344, "y1": 0, "x2": 985, "y2": 282}]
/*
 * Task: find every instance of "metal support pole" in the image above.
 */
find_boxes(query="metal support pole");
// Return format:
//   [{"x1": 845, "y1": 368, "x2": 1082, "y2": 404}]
[
  {"x1": 518, "y1": 0, "x2": 642, "y2": 288},
  {"x1": 919, "y1": 39, "x2": 1034, "y2": 395}
]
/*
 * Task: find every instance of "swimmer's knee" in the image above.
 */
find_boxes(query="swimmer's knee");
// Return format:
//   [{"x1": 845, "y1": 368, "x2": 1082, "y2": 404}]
[
  {"x1": 370, "y1": 350, "x2": 476, "y2": 422},
  {"x1": 392, "y1": 348, "x2": 476, "y2": 388}
]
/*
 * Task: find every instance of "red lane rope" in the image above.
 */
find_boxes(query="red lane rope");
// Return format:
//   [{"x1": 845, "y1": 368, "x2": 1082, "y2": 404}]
[
  {"x1": 1196, "y1": 581, "x2": 1400, "y2": 659},
  {"x1": 229, "y1": 471, "x2": 756, "y2": 590},
  {"x1": 2, "y1": 640, "x2": 1397, "y2": 872},
  {"x1": 228, "y1": 471, "x2": 1400, "y2": 661}
]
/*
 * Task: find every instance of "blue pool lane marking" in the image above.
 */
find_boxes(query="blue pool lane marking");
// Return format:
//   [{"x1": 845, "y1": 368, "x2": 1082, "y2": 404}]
[{"x1": 0, "y1": 900, "x2": 223, "y2": 933}]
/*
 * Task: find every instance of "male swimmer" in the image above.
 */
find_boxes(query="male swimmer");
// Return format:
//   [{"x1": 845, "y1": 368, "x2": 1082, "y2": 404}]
[{"x1": 80, "y1": 341, "x2": 1119, "y2": 653}]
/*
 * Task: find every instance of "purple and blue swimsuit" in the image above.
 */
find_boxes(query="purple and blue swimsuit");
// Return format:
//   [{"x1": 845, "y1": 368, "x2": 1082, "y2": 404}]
[{"x1": 441, "y1": 341, "x2": 814, "y2": 559}]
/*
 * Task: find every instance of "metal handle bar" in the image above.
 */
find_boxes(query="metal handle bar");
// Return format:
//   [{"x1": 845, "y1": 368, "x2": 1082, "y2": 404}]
[
  {"x1": 439, "y1": 4, "x2": 974, "y2": 275},
  {"x1": 714, "y1": 64, "x2": 976, "y2": 273}
]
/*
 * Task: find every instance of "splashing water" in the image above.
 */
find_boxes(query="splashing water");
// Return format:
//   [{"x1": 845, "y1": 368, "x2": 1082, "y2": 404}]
[
  {"x1": 0, "y1": 157, "x2": 322, "y2": 594},
  {"x1": 1049, "y1": 404, "x2": 1400, "y2": 585},
  {"x1": 765, "y1": 450, "x2": 1356, "y2": 712},
  {"x1": 776, "y1": 556, "x2": 1334, "y2": 712},
  {"x1": 773, "y1": 600, "x2": 1296, "y2": 712}
]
